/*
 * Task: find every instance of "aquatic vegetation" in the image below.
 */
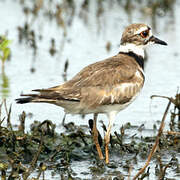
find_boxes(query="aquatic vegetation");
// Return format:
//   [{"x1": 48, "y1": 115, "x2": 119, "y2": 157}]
[
  {"x1": 62, "y1": 59, "x2": 69, "y2": 82},
  {"x1": 0, "y1": 91, "x2": 180, "y2": 179},
  {"x1": 0, "y1": 72, "x2": 10, "y2": 99},
  {"x1": 16, "y1": 0, "x2": 175, "y2": 58},
  {"x1": 0, "y1": 36, "x2": 10, "y2": 98},
  {"x1": 0, "y1": 36, "x2": 11, "y2": 73}
]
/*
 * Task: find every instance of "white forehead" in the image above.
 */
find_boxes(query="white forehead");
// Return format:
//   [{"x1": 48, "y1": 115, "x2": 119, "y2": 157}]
[
  {"x1": 149, "y1": 29, "x2": 152, "y2": 36},
  {"x1": 135, "y1": 26, "x2": 150, "y2": 34}
]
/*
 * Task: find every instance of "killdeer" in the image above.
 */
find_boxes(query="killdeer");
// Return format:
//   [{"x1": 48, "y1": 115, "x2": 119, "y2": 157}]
[{"x1": 16, "y1": 23, "x2": 167, "y2": 164}]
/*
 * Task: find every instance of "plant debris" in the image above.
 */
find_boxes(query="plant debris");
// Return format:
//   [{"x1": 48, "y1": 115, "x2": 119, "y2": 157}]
[{"x1": 0, "y1": 92, "x2": 180, "y2": 179}]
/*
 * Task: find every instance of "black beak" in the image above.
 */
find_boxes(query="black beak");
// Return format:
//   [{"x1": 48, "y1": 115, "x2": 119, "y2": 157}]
[{"x1": 149, "y1": 36, "x2": 167, "y2": 45}]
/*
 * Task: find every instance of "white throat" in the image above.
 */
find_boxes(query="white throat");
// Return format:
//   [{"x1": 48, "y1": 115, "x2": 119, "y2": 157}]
[{"x1": 119, "y1": 43, "x2": 145, "y2": 58}]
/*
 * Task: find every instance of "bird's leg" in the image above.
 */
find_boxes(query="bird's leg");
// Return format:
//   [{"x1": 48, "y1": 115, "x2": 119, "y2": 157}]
[
  {"x1": 105, "y1": 111, "x2": 116, "y2": 164},
  {"x1": 93, "y1": 113, "x2": 104, "y2": 160}
]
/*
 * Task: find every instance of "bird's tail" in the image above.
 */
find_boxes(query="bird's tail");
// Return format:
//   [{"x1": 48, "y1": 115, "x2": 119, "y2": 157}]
[
  {"x1": 16, "y1": 93, "x2": 40, "y2": 104},
  {"x1": 16, "y1": 91, "x2": 56, "y2": 104},
  {"x1": 16, "y1": 97, "x2": 34, "y2": 104}
]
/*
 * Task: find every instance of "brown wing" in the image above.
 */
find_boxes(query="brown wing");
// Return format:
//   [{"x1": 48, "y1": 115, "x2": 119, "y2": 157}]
[
  {"x1": 80, "y1": 79, "x2": 143, "y2": 108},
  {"x1": 33, "y1": 54, "x2": 144, "y2": 107}
]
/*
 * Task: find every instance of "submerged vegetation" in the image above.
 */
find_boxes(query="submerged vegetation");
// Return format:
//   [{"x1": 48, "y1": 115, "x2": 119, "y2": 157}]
[{"x1": 0, "y1": 92, "x2": 180, "y2": 179}]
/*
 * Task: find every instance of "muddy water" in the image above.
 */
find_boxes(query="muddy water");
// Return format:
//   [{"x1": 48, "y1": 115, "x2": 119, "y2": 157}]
[{"x1": 0, "y1": 0, "x2": 180, "y2": 179}]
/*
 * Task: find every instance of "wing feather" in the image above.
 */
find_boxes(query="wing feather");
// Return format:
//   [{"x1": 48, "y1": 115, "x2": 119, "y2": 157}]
[{"x1": 30, "y1": 54, "x2": 144, "y2": 106}]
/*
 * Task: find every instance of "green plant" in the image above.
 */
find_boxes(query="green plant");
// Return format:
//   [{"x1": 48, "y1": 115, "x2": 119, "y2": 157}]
[{"x1": 0, "y1": 36, "x2": 11, "y2": 73}]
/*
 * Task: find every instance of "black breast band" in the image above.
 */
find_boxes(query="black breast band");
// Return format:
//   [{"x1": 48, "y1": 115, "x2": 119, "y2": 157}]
[{"x1": 119, "y1": 51, "x2": 144, "y2": 69}]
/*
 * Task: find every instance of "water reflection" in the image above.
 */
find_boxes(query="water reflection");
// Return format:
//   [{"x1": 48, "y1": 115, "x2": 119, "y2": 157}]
[{"x1": 0, "y1": 71, "x2": 10, "y2": 98}]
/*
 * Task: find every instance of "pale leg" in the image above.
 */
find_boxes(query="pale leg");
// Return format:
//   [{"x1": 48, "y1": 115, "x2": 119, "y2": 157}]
[
  {"x1": 105, "y1": 111, "x2": 117, "y2": 164},
  {"x1": 93, "y1": 113, "x2": 104, "y2": 160}
]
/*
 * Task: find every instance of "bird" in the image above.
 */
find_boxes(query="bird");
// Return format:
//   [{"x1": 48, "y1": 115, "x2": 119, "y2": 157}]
[{"x1": 16, "y1": 23, "x2": 167, "y2": 164}]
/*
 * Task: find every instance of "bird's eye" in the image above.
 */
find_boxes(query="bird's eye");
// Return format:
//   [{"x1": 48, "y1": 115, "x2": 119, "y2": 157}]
[{"x1": 140, "y1": 30, "x2": 149, "y2": 38}]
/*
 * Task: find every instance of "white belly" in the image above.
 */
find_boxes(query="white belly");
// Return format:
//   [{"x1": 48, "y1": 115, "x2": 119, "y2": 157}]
[{"x1": 61, "y1": 91, "x2": 139, "y2": 115}]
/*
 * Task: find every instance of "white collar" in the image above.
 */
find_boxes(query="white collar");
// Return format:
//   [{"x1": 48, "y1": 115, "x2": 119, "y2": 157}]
[{"x1": 119, "y1": 43, "x2": 145, "y2": 58}]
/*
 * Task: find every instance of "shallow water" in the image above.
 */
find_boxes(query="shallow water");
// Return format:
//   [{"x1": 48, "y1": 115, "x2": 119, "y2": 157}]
[{"x1": 0, "y1": 0, "x2": 180, "y2": 179}]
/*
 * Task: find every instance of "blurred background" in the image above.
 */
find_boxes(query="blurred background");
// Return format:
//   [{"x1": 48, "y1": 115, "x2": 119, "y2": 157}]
[{"x1": 0, "y1": 0, "x2": 179, "y2": 133}]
